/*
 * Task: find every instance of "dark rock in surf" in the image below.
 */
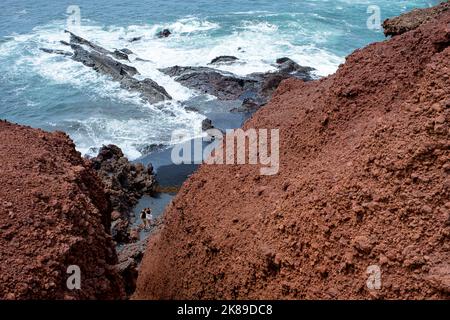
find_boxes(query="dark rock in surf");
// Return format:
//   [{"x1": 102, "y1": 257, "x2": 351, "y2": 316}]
[
  {"x1": 157, "y1": 29, "x2": 172, "y2": 38},
  {"x1": 39, "y1": 48, "x2": 73, "y2": 57},
  {"x1": 209, "y1": 56, "x2": 239, "y2": 65},
  {"x1": 184, "y1": 106, "x2": 200, "y2": 112},
  {"x1": 129, "y1": 36, "x2": 142, "y2": 42},
  {"x1": 159, "y1": 66, "x2": 259, "y2": 100},
  {"x1": 112, "y1": 49, "x2": 130, "y2": 61},
  {"x1": 90, "y1": 144, "x2": 156, "y2": 219},
  {"x1": 67, "y1": 30, "x2": 111, "y2": 55},
  {"x1": 201, "y1": 118, "x2": 214, "y2": 131},
  {"x1": 382, "y1": 1, "x2": 450, "y2": 37},
  {"x1": 160, "y1": 57, "x2": 314, "y2": 111},
  {"x1": 71, "y1": 44, "x2": 139, "y2": 77},
  {"x1": 122, "y1": 77, "x2": 172, "y2": 104},
  {"x1": 138, "y1": 143, "x2": 166, "y2": 155}
]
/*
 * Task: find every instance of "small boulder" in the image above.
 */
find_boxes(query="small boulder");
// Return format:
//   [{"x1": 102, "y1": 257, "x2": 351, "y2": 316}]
[
  {"x1": 209, "y1": 56, "x2": 239, "y2": 65},
  {"x1": 202, "y1": 118, "x2": 214, "y2": 131},
  {"x1": 157, "y1": 29, "x2": 171, "y2": 38}
]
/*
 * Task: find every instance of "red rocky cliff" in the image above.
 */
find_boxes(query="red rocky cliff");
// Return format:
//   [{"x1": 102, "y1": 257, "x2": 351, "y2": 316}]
[{"x1": 0, "y1": 121, "x2": 125, "y2": 299}]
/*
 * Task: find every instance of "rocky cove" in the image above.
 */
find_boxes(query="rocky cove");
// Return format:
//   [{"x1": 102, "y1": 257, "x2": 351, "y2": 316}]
[{"x1": 0, "y1": 2, "x2": 449, "y2": 299}]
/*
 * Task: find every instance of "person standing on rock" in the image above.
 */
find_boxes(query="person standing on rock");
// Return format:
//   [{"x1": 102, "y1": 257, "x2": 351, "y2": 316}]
[{"x1": 140, "y1": 208, "x2": 153, "y2": 230}]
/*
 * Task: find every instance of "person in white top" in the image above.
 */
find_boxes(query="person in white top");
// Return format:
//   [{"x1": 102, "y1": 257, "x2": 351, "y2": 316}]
[{"x1": 140, "y1": 208, "x2": 153, "y2": 230}]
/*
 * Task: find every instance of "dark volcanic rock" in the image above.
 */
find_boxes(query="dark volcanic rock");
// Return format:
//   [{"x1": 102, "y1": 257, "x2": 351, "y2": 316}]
[
  {"x1": 209, "y1": 56, "x2": 239, "y2": 65},
  {"x1": 122, "y1": 77, "x2": 171, "y2": 104},
  {"x1": 184, "y1": 105, "x2": 200, "y2": 112},
  {"x1": 160, "y1": 58, "x2": 315, "y2": 111},
  {"x1": 134, "y1": 6, "x2": 450, "y2": 300},
  {"x1": 159, "y1": 66, "x2": 259, "y2": 100},
  {"x1": 39, "y1": 48, "x2": 73, "y2": 57},
  {"x1": 201, "y1": 118, "x2": 214, "y2": 131},
  {"x1": 119, "y1": 48, "x2": 134, "y2": 55},
  {"x1": 275, "y1": 57, "x2": 315, "y2": 78},
  {"x1": 138, "y1": 143, "x2": 166, "y2": 155},
  {"x1": 383, "y1": 1, "x2": 449, "y2": 36},
  {"x1": 112, "y1": 218, "x2": 131, "y2": 243},
  {"x1": 157, "y1": 29, "x2": 172, "y2": 38},
  {"x1": 129, "y1": 36, "x2": 142, "y2": 42},
  {"x1": 230, "y1": 98, "x2": 262, "y2": 113},
  {"x1": 67, "y1": 32, "x2": 172, "y2": 104},
  {"x1": 67, "y1": 31, "x2": 111, "y2": 55},
  {"x1": 0, "y1": 121, "x2": 125, "y2": 300}
]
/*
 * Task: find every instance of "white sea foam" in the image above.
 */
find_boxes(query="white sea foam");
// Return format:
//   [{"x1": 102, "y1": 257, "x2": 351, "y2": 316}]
[{"x1": 65, "y1": 100, "x2": 205, "y2": 160}]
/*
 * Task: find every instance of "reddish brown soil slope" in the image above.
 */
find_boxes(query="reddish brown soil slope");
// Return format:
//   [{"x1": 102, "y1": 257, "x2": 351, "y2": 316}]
[
  {"x1": 0, "y1": 121, "x2": 124, "y2": 299},
  {"x1": 134, "y1": 8, "x2": 450, "y2": 300}
]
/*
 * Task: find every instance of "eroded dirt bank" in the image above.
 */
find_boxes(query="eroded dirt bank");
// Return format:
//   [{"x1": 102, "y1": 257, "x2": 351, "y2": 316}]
[
  {"x1": 0, "y1": 121, "x2": 125, "y2": 299},
  {"x1": 134, "y1": 8, "x2": 450, "y2": 299}
]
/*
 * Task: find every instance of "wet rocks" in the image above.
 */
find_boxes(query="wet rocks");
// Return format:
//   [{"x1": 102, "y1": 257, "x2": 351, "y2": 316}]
[
  {"x1": 138, "y1": 143, "x2": 166, "y2": 155},
  {"x1": 209, "y1": 56, "x2": 239, "y2": 65},
  {"x1": 159, "y1": 65, "x2": 258, "y2": 100},
  {"x1": 0, "y1": 121, "x2": 125, "y2": 299},
  {"x1": 39, "y1": 48, "x2": 73, "y2": 56},
  {"x1": 90, "y1": 145, "x2": 156, "y2": 244},
  {"x1": 426, "y1": 264, "x2": 450, "y2": 293},
  {"x1": 70, "y1": 44, "x2": 139, "y2": 77},
  {"x1": 134, "y1": 5, "x2": 450, "y2": 300},
  {"x1": 112, "y1": 49, "x2": 130, "y2": 61},
  {"x1": 160, "y1": 58, "x2": 315, "y2": 112},
  {"x1": 119, "y1": 48, "x2": 134, "y2": 55},
  {"x1": 157, "y1": 29, "x2": 172, "y2": 38},
  {"x1": 129, "y1": 36, "x2": 142, "y2": 43},
  {"x1": 201, "y1": 118, "x2": 215, "y2": 131},
  {"x1": 116, "y1": 239, "x2": 147, "y2": 295},
  {"x1": 230, "y1": 98, "x2": 262, "y2": 113}
]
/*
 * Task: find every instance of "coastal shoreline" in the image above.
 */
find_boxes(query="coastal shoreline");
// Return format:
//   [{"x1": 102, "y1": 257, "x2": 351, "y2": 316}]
[{"x1": 0, "y1": 2, "x2": 449, "y2": 300}]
